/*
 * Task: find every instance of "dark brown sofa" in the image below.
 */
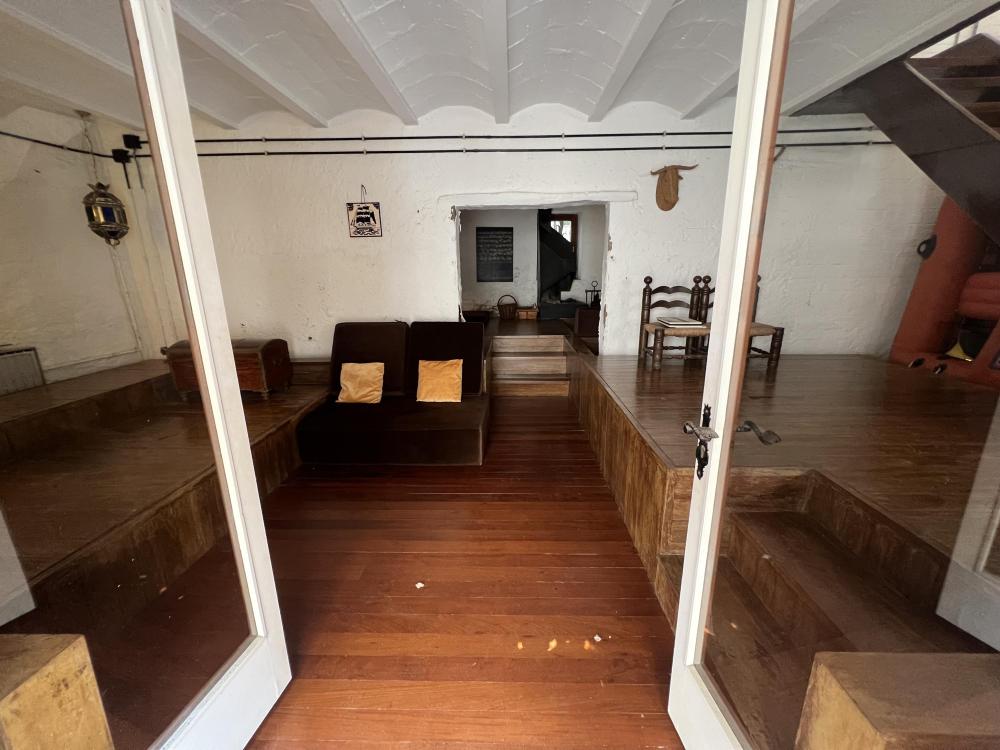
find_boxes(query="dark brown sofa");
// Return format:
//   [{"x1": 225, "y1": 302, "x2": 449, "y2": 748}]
[{"x1": 297, "y1": 321, "x2": 489, "y2": 465}]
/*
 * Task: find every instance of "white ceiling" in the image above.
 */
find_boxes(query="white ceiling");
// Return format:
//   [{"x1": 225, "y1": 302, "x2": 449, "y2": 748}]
[{"x1": 0, "y1": 0, "x2": 994, "y2": 130}]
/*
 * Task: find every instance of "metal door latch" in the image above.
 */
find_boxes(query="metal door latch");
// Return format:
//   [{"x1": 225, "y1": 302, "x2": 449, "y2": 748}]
[
  {"x1": 683, "y1": 404, "x2": 717, "y2": 479},
  {"x1": 735, "y1": 420, "x2": 781, "y2": 445},
  {"x1": 682, "y1": 421, "x2": 719, "y2": 442}
]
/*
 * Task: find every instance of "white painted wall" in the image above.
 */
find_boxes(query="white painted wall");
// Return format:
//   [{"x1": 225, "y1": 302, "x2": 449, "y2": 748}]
[
  {"x1": 0, "y1": 105, "x2": 142, "y2": 381},
  {"x1": 191, "y1": 104, "x2": 940, "y2": 358},
  {"x1": 459, "y1": 209, "x2": 538, "y2": 311},
  {"x1": 458, "y1": 203, "x2": 608, "y2": 311},
  {"x1": 0, "y1": 104, "x2": 186, "y2": 382},
  {"x1": 575, "y1": 203, "x2": 609, "y2": 292}
]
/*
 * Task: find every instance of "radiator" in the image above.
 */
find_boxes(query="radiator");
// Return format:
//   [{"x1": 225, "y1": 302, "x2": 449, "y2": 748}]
[{"x1": 0, "y1": 347, "x2": 44, "y2": 396}]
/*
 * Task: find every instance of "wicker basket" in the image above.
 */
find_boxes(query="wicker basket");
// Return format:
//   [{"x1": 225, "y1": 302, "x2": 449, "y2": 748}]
[{"x1": 496, "y1": 294, "x2": 518, "y2": 320}]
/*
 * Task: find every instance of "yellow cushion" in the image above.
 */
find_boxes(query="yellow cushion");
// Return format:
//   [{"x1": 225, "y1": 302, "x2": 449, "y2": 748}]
[
  {"x1": 337, "y1": 362, "x2": 384, "y2": 404},
  {"x1": 416, "y1": 359, "x2": 463, "y2": 403}
]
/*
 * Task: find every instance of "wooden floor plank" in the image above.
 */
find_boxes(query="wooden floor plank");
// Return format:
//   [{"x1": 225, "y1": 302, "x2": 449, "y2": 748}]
[
  {"x1": 280, "y1": 612, "x2": 672, "y2": 638},
  {"x1": 251, "y1": 396, "x2": 680, "y2": 749},
  {"x1": 291, "y1": 654, "x2": 671, "y2": 684},
  {"x1": 254, "y1": 708, "x2": 680, "y2": 748},
  {"x1": 289, "y1": 631, "x2": 670, "y2": 658}
]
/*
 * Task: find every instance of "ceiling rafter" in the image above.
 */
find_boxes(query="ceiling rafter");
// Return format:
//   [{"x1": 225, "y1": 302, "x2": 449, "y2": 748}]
[
  {"x1": 483, "y1": 0, "x2": 510, "y2": 123},
  {"x1": 308, "y1": 0, "x2": 418, "y2": 126},
  {"x1": 681, "y1": 0, "x2": 842, "y2": 119},
  {"x1": 588, "y1": 0, "x2": 679, "y2": 122},
  {"x1": 172, "y1": 7, "x2": 328, "y2": 128},
  {"x1": 0, "y1": 0, "x2": 239, "y2": 130},
  {"x1": 0, "y1": 70, "x2": 141, "y2": 129}
]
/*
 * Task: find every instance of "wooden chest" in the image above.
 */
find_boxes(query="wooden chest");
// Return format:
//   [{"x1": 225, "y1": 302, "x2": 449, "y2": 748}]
[{"x1": 161, "y1": 338, "x2": 292, "y2": 399}]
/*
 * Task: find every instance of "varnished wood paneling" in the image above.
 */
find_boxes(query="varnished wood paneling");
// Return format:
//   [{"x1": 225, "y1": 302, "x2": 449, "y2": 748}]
[
  {"x1": 571, "y1": 351, "x2": 999, "y2": 627},
  {"x1": 290, "y1": 360, "x2": 331, "y2": 386},
  {"x1": 802, "y1": 472, "x2": 949, "y2": 609},
  {"x1": 491, "y1": 377, "x2": 570, "y2": 396},
  {"x1": 584, "y1": 354, "x2": 998, "y2": 558},
  {"x1": 571, "y1": 360, "x2": 673, "y2": 593}
]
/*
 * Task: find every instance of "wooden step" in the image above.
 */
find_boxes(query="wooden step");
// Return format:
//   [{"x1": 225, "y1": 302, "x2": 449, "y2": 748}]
[
  {"x1": 658, "y1": 555, "x2": 814, "y2": 750},
  {"x1": 664, "y1": 506, "x2": 988, "y2": 749},
  {"x1": 729, "y1": 511, "x2": 981, "y2": 654},
  {"x1": 491, "y1": 374, "x2": 570, "y2": 397},
  {"x1": 927, "y1": 74, "x2": 1000, "y2": 89},
  {"x1": 492, "y1": 352, "x2": 568, "y2": 376},
  {"x1": 801, "y1": 472, "x2": 949, "y2": 610},
  {"x1": 491, "y1": 335, "x2": 566, "y2": 354},
  {"x1": 798, "y1": 652, "x2": 1000, "y2": 750}
]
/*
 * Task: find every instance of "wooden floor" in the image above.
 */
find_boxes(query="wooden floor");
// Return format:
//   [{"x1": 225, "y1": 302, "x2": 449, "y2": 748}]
[
  {"x1": 591, "y1": 354, "x2": 998, "y2": 557},
  {"x1": 250, "y1": 396, "x2": 682, "y2": 749}
]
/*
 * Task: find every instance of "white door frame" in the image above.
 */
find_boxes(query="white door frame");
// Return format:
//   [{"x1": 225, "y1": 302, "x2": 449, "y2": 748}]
[
  {"x1": 667, "y1": 1, "x2": 795, "y2": 747},
  {"x1": 938, "y1": 404, "x2": 1000, "y2": 650},
  {"x1": 120, "y1": 2, "x2": 290, "y2": 747}
]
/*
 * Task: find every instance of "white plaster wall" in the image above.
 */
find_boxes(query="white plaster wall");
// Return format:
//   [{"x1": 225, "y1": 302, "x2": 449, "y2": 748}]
[
  {"x1": 193, "y1": 104, "x2": 940, "y2": 358},
  {"x1": 457, "y1": 204, "x2": 608, "y2": 310},
  {"x1": 575, "y1": 203, "x2": 608, "y2": 290},
  {"x1": 0, "y1": 106, "x2": 143, "y2": 381},
  {"x1": 458, "y1": 209, "x2": 538, "y2": 311}
]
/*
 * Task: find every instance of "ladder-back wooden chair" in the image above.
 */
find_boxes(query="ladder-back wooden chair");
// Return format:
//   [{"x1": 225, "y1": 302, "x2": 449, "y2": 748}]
[
  {"x1": 638, "y1": 274, "x2": 784, "y2": 369},
  {"x1": 638, "y1": 275, "x2": 714, "y2": 365}
]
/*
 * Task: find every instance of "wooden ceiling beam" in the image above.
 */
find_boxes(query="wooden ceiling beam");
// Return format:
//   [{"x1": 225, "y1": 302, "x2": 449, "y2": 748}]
[
  {"x1": 0, "y1": 0, "x2": 240, "y2": 129},
  {"x1": 483, "y1": 0, "x2": 510, "y2": 123},
  {"x1": 172, "y1": 7, "x2": 328, "y2": 128},
  {"x1": 681, "y1": 0, "x2": 843, "y2": 119},
  {"x1": 588, "y1": 0, "x2": 679, "y2": 122},
  {"x1": 308, "y1": 0, "x2": 419, "y2": 125}
]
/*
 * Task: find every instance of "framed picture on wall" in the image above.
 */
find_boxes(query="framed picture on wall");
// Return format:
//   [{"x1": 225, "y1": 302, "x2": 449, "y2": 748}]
[
  {"x1": 476, "y1": 226, "x2": 514, "y2": 281},
  {"x1": 347, "y1": 201, "x2": 382, "y2": 237}
]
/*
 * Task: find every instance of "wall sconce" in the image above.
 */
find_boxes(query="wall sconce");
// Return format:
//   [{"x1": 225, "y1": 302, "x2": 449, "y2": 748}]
[{"x1": 83, "y1": 183, "x2": 129, "y2": 246}]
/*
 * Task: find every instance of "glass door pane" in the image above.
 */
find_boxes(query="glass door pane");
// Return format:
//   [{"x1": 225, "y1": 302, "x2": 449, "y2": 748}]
[
  {"x1": 0, "y1": 2, "x2": 274, "y2": 746},
  {"x1": 689, "y1": 6, "x2": 1000, "y2": 749}
]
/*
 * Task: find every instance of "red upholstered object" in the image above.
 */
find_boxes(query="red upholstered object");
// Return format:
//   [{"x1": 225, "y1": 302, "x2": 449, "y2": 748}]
[
  {"x1": 957, "y1": 273, "x2": 1000, "y2": 321},
  {"x1": 890, "y1": 199, "x2": 987, "y2": 365}
]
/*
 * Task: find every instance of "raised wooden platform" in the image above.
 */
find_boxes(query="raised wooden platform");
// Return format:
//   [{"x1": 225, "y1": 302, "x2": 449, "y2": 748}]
[
  {"x1": 583, "y1": 354, "x2": 997, "y2": 560},
  {"x1": 0, "y1": 365, "x2": 324, "y2": 609},
  {"x1": 0, "y1": 361, "x2": 326, "y2": 746},
  {"x1": 568, "y1": 350, "x2": 998, "y2": 749}
]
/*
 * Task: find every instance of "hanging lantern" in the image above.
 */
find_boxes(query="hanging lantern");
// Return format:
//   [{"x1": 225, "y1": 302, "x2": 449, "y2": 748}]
[{"x1": 83, "y1": 182, "x2": 129, "y2": 246}]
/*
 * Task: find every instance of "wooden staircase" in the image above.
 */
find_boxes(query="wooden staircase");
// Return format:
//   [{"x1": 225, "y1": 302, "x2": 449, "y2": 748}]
[
  {"x1": 818, "y1": 33, "x2": 1000, "y2": 243},
  {"x1": 490, "y1": 335, "x2": 570, "y2": 396}
]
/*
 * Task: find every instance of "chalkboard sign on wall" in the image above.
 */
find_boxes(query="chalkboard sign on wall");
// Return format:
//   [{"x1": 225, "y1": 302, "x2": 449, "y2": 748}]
[{"x1": 476, "y1": 227, "x2": 514, "y2": 282}]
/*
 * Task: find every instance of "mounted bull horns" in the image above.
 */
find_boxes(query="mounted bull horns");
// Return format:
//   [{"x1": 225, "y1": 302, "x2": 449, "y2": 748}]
[{"x1": 650, "y1": 164, "x2": 698, "y2": 211}]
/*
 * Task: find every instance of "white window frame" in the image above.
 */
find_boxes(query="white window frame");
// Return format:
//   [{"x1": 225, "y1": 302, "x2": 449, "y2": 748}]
[
  {"x1": 667, "y1": 1, "x2": 796, "y2": 747},
  {"x1": 120, "y1": 1, "x2": 290, "y2": 747}
]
